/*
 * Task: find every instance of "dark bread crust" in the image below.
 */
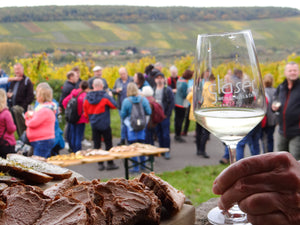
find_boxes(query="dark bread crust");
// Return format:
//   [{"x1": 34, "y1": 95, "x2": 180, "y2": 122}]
[{"x1": 139, "y1": 172, "x2": 185, "y2": 217}]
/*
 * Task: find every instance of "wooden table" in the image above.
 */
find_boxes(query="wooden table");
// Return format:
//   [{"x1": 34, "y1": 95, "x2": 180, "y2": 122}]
[{"x1": 48, "y1": 148, "x2": 169, "y2": 179}]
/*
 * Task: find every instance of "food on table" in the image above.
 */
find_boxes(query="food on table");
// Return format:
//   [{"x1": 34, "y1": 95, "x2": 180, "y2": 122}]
[
  {"x1": 75, "y1": 149, "x2": 110, "y2": 156},
  {"x1": 0, "y1": 157, "x2": 53, "y2": 184},
  {"x1": 139, "y1": 172, "x2": 186, "y2": 218},
  {"x1": 0, "y1": 173, "x2": 186, "y2": 224},
  {"x1": 6, "y1": 154, "x2": 72, "y2": 180}
]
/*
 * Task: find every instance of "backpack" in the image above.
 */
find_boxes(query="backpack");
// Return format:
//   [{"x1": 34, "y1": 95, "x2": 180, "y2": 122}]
[
  {"x1": 128, "y1": 97, "x2": 147, "y2": 131},
  {"x1": 147, "y1": 96, "x2": 165, "y2": 128},
  {"x1": 65, "y1": 92, "x2": 82, "y2": 124}
]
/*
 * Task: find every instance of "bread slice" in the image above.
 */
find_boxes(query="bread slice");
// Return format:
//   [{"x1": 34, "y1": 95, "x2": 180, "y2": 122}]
[
  {"x1": 139, "y1": 172, "x2": 186, "y2": 217},
  {"x1": 6, "y1": 154, "x2": 72, "y2": 180},
  {"x1": 0, "y1": 158, "x2": 53, "y2": 184}
]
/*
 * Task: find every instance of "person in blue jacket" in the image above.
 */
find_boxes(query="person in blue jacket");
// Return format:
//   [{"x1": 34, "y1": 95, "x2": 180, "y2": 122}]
[{"x1": 121, "y1": 82, "x2": 151, "y2": 173}]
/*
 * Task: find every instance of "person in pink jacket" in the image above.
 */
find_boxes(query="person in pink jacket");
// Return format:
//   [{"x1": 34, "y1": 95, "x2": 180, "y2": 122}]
[
  {"x1": 62, "y1": 81, "x2": 89, "y2": 152},
  {"x1": 25, "y1": 84, "x2": 56, "y2": 158},
  {"x1": 0, "y1": 89, "x2": 16, "y2": 158}
]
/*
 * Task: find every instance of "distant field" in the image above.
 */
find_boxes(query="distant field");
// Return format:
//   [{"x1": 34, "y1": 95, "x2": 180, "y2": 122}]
[{"x1": 1, "y1": 16, "x2": 300, "y2": 60}]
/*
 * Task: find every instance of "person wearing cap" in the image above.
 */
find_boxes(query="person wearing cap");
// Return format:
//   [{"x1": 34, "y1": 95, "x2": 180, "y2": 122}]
[
  {"x1": 88, "y1": 66, "x2": 109, "y2": 91},
  {"x1": 174, "y1": 69, "x2": 194, "y2": 143},
  {"x1": 153, "y1": 71, "x2": 174, "y2": 159}
]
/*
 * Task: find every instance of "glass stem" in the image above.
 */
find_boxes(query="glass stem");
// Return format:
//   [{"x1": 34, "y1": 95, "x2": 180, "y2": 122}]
[{"x1": 228, "y1": 144, "x2": 237, "y2": 164}]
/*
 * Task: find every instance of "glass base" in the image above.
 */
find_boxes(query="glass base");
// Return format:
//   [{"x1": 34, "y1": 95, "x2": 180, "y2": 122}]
[{"x1": 208, "y1": 207, "x2": 250, "y2": 225}]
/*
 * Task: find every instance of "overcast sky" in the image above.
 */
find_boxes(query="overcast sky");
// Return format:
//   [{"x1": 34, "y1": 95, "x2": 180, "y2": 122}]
[{"x1": 0, "y1": 0, "x2": 299, "y2": 10}]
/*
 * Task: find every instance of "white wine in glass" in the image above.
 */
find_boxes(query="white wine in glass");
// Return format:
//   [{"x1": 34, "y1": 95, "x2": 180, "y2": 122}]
[{"x1": 193, "y1": 30, "x2": 267, "y2": 224}]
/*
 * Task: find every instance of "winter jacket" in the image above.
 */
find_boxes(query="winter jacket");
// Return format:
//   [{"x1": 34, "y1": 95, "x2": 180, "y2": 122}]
[
  {"x1": 0, "y1": 108, "x2": 16, "y2": 146},
  {"x1": 9, "y1": 75, "x2": 34, "y2": 111},
  {"x1": 121, "y1": 95, "x2": 151, "y2": 142},
  {"x1": 175, "y1": 77, "x2": 189, "y2": 108},
  {"x1": 154, "y1": 86, "x2": 174, "y2": 118},
  {"x1": 120, "y1": 95, "x2": 151, "y2": 120},
  {"x1": 62, "y1": 88, "x2": 88, "y2": 124},
  {"x1": 202, "y1": 81, "x2": 216, "y2": 108},
  {"x1": 112, "y1": 77, "x2": 133, "y2": 109},
  {"x1": 25, "y1": 104, "x2": 56, "y2": 142},
  {"x1": 167, "y1": 76, "x2": 179, "y2": 90},
  {"x1": 59, "y1": 80, "x2": 76, "y2": 108},
  {"x1": 275, "y1": 78, "x2": 300, "y2": 138},
  {"x1": 83, "y1": 90, "x2": 117, "y2": 131}
]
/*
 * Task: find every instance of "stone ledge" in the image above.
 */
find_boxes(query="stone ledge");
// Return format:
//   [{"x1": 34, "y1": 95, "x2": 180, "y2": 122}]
[{"x1": 195, "y1": 198, "x2": 219, "y2": 225}]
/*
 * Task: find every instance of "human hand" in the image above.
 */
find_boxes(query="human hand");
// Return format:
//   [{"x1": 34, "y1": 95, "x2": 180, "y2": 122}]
[
  {"x1": 25, "y1": 111, "x2": 34, "y2": 120},
  {"x1": 212, "y1": 152, "x2": 300, "y2": 225},
  {"x1": 271, "y1": 101, "x2": 281, "y2": 112},
  {"x1": 6, "y1": 92, "x2": 13, "y2": 98},
  {"x1": 8, "y1": 76, "x2": 22, "y2": 82}
]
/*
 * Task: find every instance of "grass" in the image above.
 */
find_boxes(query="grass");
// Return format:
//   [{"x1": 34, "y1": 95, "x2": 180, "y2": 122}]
[
  {"x1": 100, "y1": 164, "x2": 227, "y2": 206},
  {"x1": 157, "y1": 164, "x2": 227, "y2": 206},
  {"x1": 81, "y1": 108, "x2": 196, "y2": 140}
]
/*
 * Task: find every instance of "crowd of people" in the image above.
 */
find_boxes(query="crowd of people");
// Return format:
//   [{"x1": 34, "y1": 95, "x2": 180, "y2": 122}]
[
  {"x1": 0, "y1": 61, "x2": 299, "y2": 168},
  {"x1": 0, "y1": 60, "x2": 299, "y2": 224}
]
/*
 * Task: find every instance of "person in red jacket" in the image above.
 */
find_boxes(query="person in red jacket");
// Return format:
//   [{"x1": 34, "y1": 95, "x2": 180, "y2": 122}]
[
  {"x1": 83, "y1": 78, "x2": 119, "y2": 171},
  {"x1": 62, "y1": 81, "x2": 89, "y2": 153},
  {"x1": 0, "y1": 89, "x2": 16, "y2": 158}
]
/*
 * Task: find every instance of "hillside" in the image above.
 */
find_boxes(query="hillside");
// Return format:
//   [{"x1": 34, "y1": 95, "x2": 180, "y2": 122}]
[
  {"x1": 1, "y1": 16, "x2": 300, "y2": 62},
  {"x1": 0, "y1": 6, "x2": 300, "y2": 64}
]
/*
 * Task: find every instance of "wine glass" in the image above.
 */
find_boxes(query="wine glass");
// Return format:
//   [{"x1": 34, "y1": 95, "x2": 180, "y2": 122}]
[{"x1": 193, "y1": 30, "x2": 267, "y2": 224}]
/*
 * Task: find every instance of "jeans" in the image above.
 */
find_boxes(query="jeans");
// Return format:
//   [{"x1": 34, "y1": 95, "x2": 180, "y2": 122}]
[
  {"x1": 31, "y1": 138, "x2": 55, "y2": 158},
  {"x1": 119, "y1": 110, "x2": 127, "y2": 141},
  {"x1": 236, "y1": 125, "x2": 261, "y2": 161},
  {"x1": 128, "y1": 140, "x2": 146, "y2": 172},
  {"x1": 145, "y1": 127, "x2": 155, "y2": 145},
  {"x1": 223, "y1": 125, "x2": 261, "y2": 161},
  {"x1": 155, "y1": 117, "x2": 171, "y2": 148},
  {"x1": 277, "y1": 134, "x2": 300, "y2": 160},
  {"x1": 261, "y1": 125, "x2": 276, "y2": 153},
  {"x1": 67, "y1": 123, "x2": 85, "y2": 152}
]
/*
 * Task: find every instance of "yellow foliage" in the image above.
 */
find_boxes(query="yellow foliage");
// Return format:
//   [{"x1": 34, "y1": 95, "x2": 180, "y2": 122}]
[{"x1": 5, "y1": 53, "x2": 299, "y2": 90}]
